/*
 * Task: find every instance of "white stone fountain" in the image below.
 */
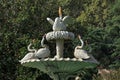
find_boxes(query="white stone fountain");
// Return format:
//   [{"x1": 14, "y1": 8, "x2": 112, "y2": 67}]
[{"x1": 20, "y1": 7, "x2": 99, "y2": 80}]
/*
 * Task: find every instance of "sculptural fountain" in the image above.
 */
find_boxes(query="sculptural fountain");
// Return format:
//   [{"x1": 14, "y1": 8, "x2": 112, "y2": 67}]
[{"x1": 20, "y1": 7, "x2": 99, "y2": 80}]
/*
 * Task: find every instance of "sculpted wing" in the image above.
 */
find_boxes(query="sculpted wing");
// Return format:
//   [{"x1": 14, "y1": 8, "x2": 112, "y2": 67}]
[
  {"x1": 35, "y1": 48, "x2": 50, "y2": 58},
  {"x1": 20, "y1": 53, "x2": 35, "y2": 62}
]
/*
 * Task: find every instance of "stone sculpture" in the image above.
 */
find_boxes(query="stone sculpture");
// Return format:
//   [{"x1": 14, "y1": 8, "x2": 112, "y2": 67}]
[
  {"x1": 35, "y1": 34, "x2": 50, "y2": 59},
  {"x1": 74, "y1": 35, "x2": 90, "y2": 59},
  {"x1": 20, "y1": 7, "x2": 99, "y2": 80},
  {"x1": 19, "y1": 43, "x2": 37, "y2": 62},
  {"x1": 47, "y1": 7, "x2": 70, "y2": 31}
]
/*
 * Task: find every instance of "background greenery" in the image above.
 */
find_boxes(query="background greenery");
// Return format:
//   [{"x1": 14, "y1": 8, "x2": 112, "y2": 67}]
[{"x1": 0, "y1": 0, "x2": 119, "y2": 80}]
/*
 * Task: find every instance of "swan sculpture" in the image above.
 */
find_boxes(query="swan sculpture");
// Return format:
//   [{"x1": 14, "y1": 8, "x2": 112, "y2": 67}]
[
  {"x1": 20, "y1": 43, "x2": 37, "y2": 62},
  {"x1": 74, "y1": 35, "x2": 90, "y2": 59},
  {"x1": 35, "y1": 34, "x2": 50, "y2": 59},
  {"x1": 47, "y1": 7, "x2": 70, "y2": 31}
]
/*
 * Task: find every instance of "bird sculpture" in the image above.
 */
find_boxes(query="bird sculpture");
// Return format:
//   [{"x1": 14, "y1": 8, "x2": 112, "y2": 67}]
[
  {"x1": 74, "y1": 35, "x2": 90, "y2": 59},
  {"x1": 35, "y1": 34, "x2": 50, "y2": 59},
  {"x1": 47, "y1": 7, "x2": 70, "y2": 31},
  {"x1": 19, "y1": 43, "x2": 37, "y2": 62}
]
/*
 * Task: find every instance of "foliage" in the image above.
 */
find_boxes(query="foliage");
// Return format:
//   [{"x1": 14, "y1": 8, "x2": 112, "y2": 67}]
[
  {"x1": 106, "y1": 0, "x2": 120, "y2": 68},
  {"x1": 76, "y1": 0, "x2": 109, "y2": 27}
]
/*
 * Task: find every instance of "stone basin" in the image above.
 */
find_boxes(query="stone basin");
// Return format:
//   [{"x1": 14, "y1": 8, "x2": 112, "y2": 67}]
[{"x1": 21, "y1": 55, "x2": 99, "y2": 80}]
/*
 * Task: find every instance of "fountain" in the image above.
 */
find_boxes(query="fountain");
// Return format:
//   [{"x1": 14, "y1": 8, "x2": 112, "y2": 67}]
[{"x1": 20, "y1": 7, "x2": 99, "y2": 80}]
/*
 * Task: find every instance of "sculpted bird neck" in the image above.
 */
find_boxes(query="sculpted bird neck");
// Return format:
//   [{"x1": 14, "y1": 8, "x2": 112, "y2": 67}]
[
  {"x1": 27, "y1": 43, "x2": 37, "y2": 53},
  {"x1": 41, "y1": 35, "x2": 49, "y2": 48},
  {"x1": 78, "y1": 35, "x2": 84, "y2": 48},
  {"x1": 80, "y1": 39, "x2": 84, "y2": 48}
]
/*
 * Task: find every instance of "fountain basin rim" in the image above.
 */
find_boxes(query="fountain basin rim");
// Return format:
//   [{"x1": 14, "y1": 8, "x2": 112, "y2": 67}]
[
  {"x1": 20, "y1": 57, "x2": 99, "y2": 64},
  {"x1": 46, "y1": 31, "x2": 75, "y2": 41}
]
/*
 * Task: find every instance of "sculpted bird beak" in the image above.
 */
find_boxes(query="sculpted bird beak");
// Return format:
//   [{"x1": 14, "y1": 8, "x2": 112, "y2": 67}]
[
  {"x1": 32, "y1": 39, "x2": 36, "y2": 43},
  {"x1": 43, "y1": 34, "x2": 46, "y2": 37},
  {"x1": 78, "y1": 35, "x2": 81, "y2": 39}
]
